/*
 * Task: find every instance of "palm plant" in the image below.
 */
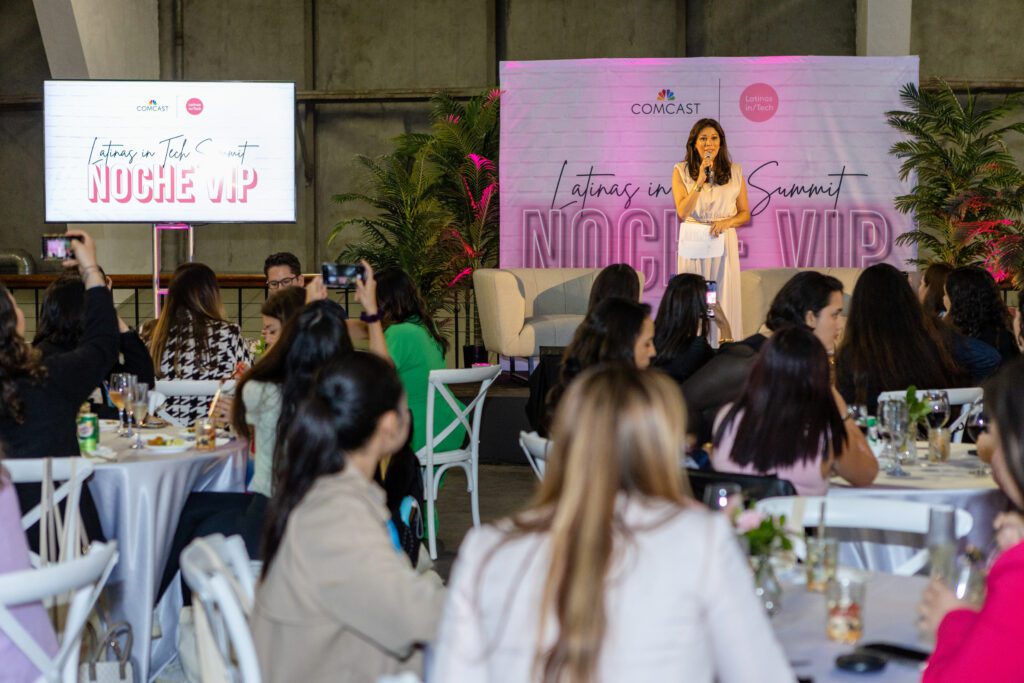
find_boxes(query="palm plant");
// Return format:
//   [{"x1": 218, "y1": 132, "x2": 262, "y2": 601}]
[
  {"x1": 329, "y1": 150, "x2": 455, "y2": 315},
  {"x1": 887, "y1": 80, "x2": 1024, "y2": 272}
]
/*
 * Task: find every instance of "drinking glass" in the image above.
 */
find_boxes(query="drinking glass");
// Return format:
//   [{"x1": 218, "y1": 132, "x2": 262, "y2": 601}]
[
  {"x1": 703, "y1": 483, "x2": 742, "y2": 514},
  {"x1": 130, "y1": 383, "x2": 149, "y2": 450},
  {"x1": 881, "y1": 399, "x2": 910, "y2": 477},
  {"x1": 924, "y1": 390, "x2": 951, "y2": 430},
  {"x1": 965, "y1": 410, "x2": 992, "y2": 477},
  {"x1": 109, "y1": 373, "x2": 133, "y2": 436},
  {"x1": 848, "y1": 404, "x2": 870, "y2": 435},
  {"x1": 826, "y1": 575, "x2": 865, "y2": 644},
  {"x1": 928, "y1": 505, "x2": 957, "y2": 583},
  {"x1": 805, "y1": 537, "x2": 838, "y2": 593}
]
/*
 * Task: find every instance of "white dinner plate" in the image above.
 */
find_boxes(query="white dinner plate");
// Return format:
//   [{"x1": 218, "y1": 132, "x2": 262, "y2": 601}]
[
  {"x1": 100, "y1": 419, "x2": 121, "y2": 433},
  {"x1": 143, "y1": 434, "x2": 190, "y2": 454}
]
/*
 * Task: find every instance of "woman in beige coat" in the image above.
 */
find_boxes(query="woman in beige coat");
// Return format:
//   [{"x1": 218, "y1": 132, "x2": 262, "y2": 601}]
[{"x1": 251, "y1": 352, "x2": 444, "y2": 683}]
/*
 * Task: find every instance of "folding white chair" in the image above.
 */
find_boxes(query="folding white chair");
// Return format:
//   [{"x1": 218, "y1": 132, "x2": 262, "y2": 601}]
[
  {"x1": 153, "y1": 380, "x2": 236, "y2": 427},
  {"x1": 518, "y1": 431, "x2": 551, "y2": 480},
  {"x1": 877, "y1": 388, "x2": 983, "y2": 443},
  {"x1": 0, "y1": 541, "x2": 118, "y2": 683},
  {"x1": 417, "y1": 364, "x2": 502, "y2": 560},
  {"x1": 180, "y1": 534, "x2": 260, "y2": 683},
  {"x1": 755, "y1": 496, "x2": 973, "y2": 575},
  {"x1": 5, "y1": 458, "x2": 95, "y2": 568}
]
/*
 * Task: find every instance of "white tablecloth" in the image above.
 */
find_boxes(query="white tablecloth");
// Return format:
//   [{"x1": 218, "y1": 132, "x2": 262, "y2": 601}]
[
  {"x1": 829, "y1": 443, "x2": 1008, "y2": 573},
  {"x1": 87, "y1": 434, "x2": 246, "y2": 682},
  {"x1": 774, "y1": 573, "x2": 929, "y2": 682}
]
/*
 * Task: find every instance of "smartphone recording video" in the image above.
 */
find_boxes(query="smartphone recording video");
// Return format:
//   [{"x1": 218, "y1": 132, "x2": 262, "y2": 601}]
[
  {"x1": 41, "y1": 234, "x2": 74, "y2": 261},
  {"x1": 321, "y1": 262, "x2": 365, "y2": 289},
  {"x1": 706, "y1": 280, "x2": 717, "y2": 317}
]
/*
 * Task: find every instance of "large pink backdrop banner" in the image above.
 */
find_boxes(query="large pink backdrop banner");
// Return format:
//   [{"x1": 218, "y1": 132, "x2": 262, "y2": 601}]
[{"x1": 499, "y1": 56, "x2": 919, "y2": 306}]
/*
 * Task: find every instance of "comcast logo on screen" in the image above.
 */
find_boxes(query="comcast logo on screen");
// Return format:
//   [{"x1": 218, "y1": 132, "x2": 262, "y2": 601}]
[
  {"x1": 631, "y1": 89, "x2": 700, "y2": 116},
  {"x1": 137, "y1": 99, "x2": 169, "y2": 112}
]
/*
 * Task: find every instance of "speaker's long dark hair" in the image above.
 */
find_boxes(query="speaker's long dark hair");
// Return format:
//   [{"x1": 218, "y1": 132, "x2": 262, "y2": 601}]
[
  {"x1": 653, "y1": 274, "x2": 708, "y2": 364},
  {"x1": 714, "y1": 326, "x2": 846, "y2": 471},
  {"x1": 261, "y1": 352, "x2": 405, "y2": 577},
  {"x1": 375, "y1": 267, "x2": 448, "y2": 354},
  {"x1": 0, "y1": 284, "x2": 46, "y2": 423},
  {"x1": 233, "y1": 300, "x2": 355, "y2": 477},
  {"x1": 683, "y1": 118, "x2": 733, "y2": 185},
  {"x1": 32, "y1": 275, "x2": 86, "y2": 349}
]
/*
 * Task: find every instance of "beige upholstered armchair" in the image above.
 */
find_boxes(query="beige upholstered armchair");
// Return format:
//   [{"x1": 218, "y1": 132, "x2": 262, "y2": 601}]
[{"x1": 473, "y1": 268, "x2": 645, "y2": 359}]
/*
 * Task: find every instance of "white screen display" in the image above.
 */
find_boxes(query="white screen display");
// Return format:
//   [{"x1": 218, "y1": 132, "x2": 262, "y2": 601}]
[{"x1": 44, "y1": 80, "x2": 296, "y2": 223}]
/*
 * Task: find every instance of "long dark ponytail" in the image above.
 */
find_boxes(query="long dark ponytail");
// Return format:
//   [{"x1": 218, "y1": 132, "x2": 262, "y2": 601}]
[{"x1": 261, "y1": 351, "x2": 405, "y2": 576}]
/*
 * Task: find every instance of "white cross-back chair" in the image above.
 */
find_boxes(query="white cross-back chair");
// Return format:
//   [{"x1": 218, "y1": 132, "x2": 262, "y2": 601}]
[
  {"x1": 180, "y1": 534, "x2": 260, "y2": 683},
  {"x1": 417, "y1": 364, "x2": 502, "y2": 560},
  {"x1": 0, "y1": 541, "x2": 118, "y2": 683},
  {"x1": 877, "y1": 388, "x2": 983, "y2": 443},
  {"x1": 5, "y1": 458, "x2": 95, "y2": 568},
  {"x1": 518, "y1": 431, "x2": 551, "y2": 480},
  {"x1": 153, "y1": 380, "x2": 236, "y2": 427},
  {"x1": 756, "y1": 496, "x2": 973, "y2": 576}
]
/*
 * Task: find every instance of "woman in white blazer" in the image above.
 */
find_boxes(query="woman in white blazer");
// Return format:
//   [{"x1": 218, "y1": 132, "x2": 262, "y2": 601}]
[{"x1": 431, "y1": 365, "x2": 793, "y2": 683}]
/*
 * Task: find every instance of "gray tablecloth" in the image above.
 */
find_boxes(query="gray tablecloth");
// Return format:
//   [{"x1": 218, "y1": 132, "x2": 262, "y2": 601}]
[{"x1": 87, "y1": 435, "x2": 246, "y2": 682}]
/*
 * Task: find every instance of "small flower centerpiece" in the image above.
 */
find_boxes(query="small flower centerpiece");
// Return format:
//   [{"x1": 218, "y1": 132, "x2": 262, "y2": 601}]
[{"x1": 735, "y1": 509, "x2": 793, "y2": 616}]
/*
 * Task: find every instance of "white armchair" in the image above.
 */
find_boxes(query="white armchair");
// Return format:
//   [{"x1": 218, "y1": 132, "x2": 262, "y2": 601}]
[{"x1": 473, "y1": 268, "x2": 646, "y2": 359}]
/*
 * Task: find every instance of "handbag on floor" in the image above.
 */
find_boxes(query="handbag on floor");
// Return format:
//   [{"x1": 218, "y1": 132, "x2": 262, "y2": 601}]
[{"x1": 78, "y1": 621, "x2": 134, "y2": 683}]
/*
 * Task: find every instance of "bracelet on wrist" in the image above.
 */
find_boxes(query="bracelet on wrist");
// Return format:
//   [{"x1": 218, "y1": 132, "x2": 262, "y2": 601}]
[{"x1": 360, "y1": 311, "x2": 382, "y2": 324}]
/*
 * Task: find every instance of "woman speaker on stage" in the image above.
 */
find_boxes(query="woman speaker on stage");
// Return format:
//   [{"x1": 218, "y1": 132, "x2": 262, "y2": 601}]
[{"x1": 672, "y1": 118, "x2": 750, "y2": 343}]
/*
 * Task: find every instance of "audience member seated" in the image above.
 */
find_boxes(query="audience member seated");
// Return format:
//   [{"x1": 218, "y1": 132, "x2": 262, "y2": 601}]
[
  {"x1": 430, "y1": 365, "x2": 793, "y2": 681},
  {"x1": 263, "y1": 251, "x2": 305, "y2": 291},
  {"x1": 945, "y1": 265, "x2": 1020, "y2": 366},
  {"x1": 836, "y1": 263, "x2": 964, "y2": 414},
  {"x1": 32, "y1": 272, "x2": 155, "y2": 418},
  {"x1": 652, "y1": 273, "x2": 729, "y2": 386},
  {"x1": 918, "y1": 357, "x2": 1024, "y2": 681},
  {"x1": 918, "y1": 262, "x2": 953, "y2": 320},
  {"x1": 258, "y1": 286, "x2": 306, "y2": 351},
  {"x1": 160, "y1": 278, "x2": 390, "y2": 599},
  {"x1": 711, "y1": 326, "x2": 877, "y2": 495},
  {"x1": 145, "y1": 262, "x2": 251, "y2": 425},
  {"x1": 252, "y1": 352, "x2": 444, "y2": 683},
  {"x1": 525, "y1": 263, "x2": 641, "y2": 433},
  {"x1": 683, "y1": 271, "x2": 844, "y2": 443},
  {"x1": 0, "y1": 457, "x2": 59, "y2": 681},
  {"x1": 0, "y1": 231, "x2": 113, "y2": 546},
  {"x1": 536, "y1": 297, "x2": 655, "y2": 437}
]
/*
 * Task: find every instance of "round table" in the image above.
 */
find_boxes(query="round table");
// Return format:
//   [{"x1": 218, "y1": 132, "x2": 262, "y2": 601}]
[
  {"x1": 774, "y1": 572, "x2": 929, "y2": 682},
  {"x1": 829, "y1": 443, "x2": 1008, "y2": 573},
  {"x1": 86, "y1": 428, "x2": 246, "y2": 682}
]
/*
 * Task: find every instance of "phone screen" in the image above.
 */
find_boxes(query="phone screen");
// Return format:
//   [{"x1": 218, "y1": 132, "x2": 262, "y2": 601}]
[
  {"x1": 41, "y1": 235, "x2": 72, "y2": 260},
  {"x1": 705, "y1": 280, "x2": 717, "y2": 316}
]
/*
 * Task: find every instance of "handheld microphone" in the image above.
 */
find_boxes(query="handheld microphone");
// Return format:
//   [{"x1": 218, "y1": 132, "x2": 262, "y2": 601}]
[{"x1": 704, "y1": 150, "x2": 713, "y2": 186}]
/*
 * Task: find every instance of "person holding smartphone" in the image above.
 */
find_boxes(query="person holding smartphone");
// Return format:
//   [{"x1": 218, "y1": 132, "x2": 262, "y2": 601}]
[
  {"x1": 653, "y1": 274, "x2": 732, "y2": 387},
  {"x1": 672, "y1": 118, "x2": 750, "y2": 345}
]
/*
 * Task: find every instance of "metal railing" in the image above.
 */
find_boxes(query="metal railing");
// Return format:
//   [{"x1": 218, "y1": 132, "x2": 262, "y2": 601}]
[{"x1": 0, "y1": 273, "x2": 482, "y2": 367}]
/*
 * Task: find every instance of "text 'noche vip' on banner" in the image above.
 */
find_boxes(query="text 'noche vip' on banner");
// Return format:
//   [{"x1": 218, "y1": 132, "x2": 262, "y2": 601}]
[
  {"x1": 44, "y1": 80, "x2": 296, "y2": 223},
  {"x1": 499, "y1": 56, "x2": 919, "y2": 301}
]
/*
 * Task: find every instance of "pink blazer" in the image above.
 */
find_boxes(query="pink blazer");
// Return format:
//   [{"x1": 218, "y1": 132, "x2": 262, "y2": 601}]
[{"x1": 924, "y1": 540, "x2": 1024, "y2": 681}]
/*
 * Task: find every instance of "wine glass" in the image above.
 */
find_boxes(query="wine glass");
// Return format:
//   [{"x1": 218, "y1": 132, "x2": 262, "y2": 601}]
[
  {"x1": 882, "y1": 399, "x2": 911, "y2": 478},
  {"x1": 966, "y1": 410, "x2": 992, "y2": 477},
  {"x1": 109, "y1": 373, "x2": 133, "y2": 436},
  {"x1": 130, "y1": 383, "x2": 149, "y2": 449},
  {"x1": 925, "y1": 390, "x2": 951, "y2": 430}
]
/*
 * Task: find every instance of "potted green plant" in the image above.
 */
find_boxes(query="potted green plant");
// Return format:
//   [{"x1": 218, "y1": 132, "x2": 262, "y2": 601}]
[{"x1": 887, "y1": 80, "x2": 1024, "y2": 273}]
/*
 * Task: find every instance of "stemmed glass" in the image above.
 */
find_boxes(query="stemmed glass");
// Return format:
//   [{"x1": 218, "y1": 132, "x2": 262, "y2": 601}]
[
  {"x1": 848, "y1": 404, "x2": 870, "y2": 435},
  {"x1": 881, "y1": 399, "x2": 911, "y2": 477},
  {"x1": 966, "y1": 410, "x2": 992, "y2": 477},
  {"x1": 129, "y1": 383, "x2": 149, "y2": 449},
  {"x1": 109, "y1": 373, "x2": 134, "y2": 437},
  {"x1": 925, "y1": 390, "x2": 951, "y2": 430}
]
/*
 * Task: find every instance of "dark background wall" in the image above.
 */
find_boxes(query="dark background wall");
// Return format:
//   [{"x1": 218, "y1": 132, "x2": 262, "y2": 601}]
[{"x1": 2, "y1": 0, "x2": 1023, "y2": 274}]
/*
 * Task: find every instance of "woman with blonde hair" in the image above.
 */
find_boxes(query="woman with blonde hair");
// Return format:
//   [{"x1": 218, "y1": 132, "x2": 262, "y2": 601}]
[
  {"x1": 431, "y1": 366, "x2": 792, "y2": 682},
  {"x1": 146, "y1": 262, "x2": 250, "y2": 424}
]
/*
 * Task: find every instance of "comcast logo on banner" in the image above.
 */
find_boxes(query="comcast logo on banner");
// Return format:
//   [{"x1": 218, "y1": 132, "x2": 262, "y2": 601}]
[
  {"x1": 137, "y1": 99, "x2": 169, "y2": 112},
  {"x1": 632, "y1": 89, "x2": 699, "y2": 116}
]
